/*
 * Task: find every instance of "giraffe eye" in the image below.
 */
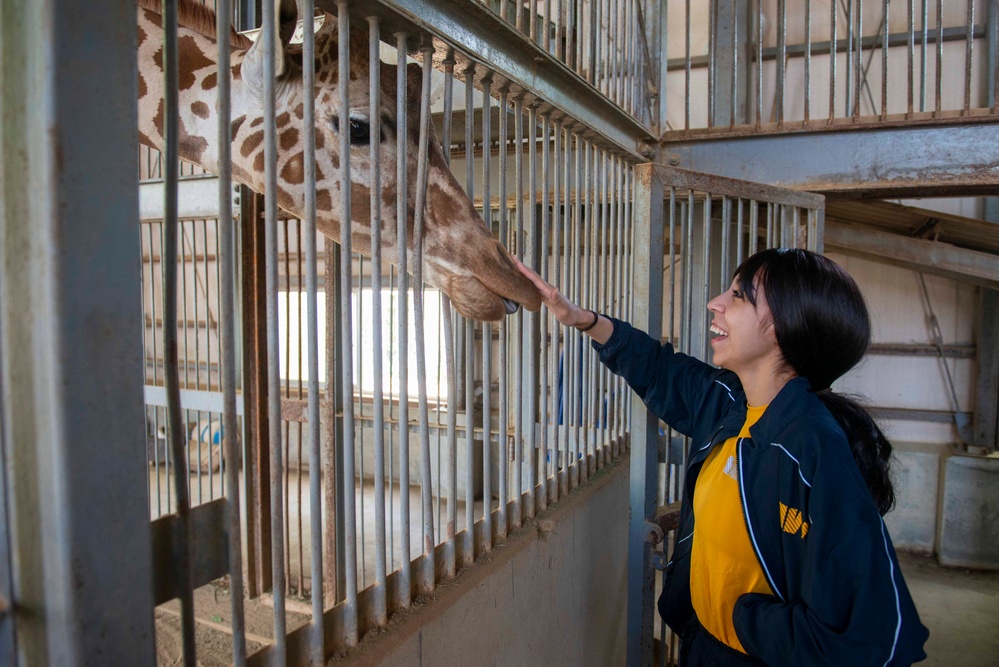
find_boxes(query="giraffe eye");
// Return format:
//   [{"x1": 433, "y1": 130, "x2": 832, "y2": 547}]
[
  {"x1": 348, "y1": 118, "x2": 370, "y2": 146},
  {"x1": 332, "y1": 116, "x2": 370, "y2": 147}
]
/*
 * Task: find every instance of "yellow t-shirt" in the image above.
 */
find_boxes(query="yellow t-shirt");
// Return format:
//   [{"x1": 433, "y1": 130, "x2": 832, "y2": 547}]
[{"x1": 690, "y1": 404, "x2": 773, "y2": 653}]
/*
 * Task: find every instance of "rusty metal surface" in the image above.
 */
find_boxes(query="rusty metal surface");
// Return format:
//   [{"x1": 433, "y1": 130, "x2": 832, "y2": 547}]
[
  {"x1": 649, "y1": 164, "x2": 825, "y2": 210},
  {"x1": 653, "y1": 502, "x2": 682, "y2": 535},
  {"x1": 239, "y1": 189, "x2": 271, "y2": 598}
]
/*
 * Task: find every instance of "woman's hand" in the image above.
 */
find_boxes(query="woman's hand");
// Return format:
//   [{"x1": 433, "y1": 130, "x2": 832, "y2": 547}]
[
  {"x1": 514, "y1": 257, "x2": 614, "y2": 343},
  {"x1": 513, "y1": 257, "x2": 589, "y2": 327}
]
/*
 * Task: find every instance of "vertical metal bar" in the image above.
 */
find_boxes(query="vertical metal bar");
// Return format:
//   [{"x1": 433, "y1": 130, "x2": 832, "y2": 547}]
[
  {"x1": 366, "y1": 14, "x2": 387, "y2": 630},
  {"x1": 497, "y1": 90, "x2": 509, "y2": 538},
  {"x1": 626, "y1": 164, "x2": 663, "y2": 667},
  {"x1": 512, "y1": 97, "x2": 524, "y2": 527},
  {"x1": 525, "y1": 103, "x2": 539, "y2": 517},
  {"x1": 440, "y1": 51, "x2": 458, "y2": 578},
  {"x1": 805, "y1": 0, "x2": 812, "y2": 122},
  {"x1": 683, "y1": 192, "x2": 694, "y2": 355},
  {"x1": 701, "y1": 194, "x2": 712, "y2": 361},
  {"x1": 883, "y1": 0, "x2": 890, "y2": 119},
  {"x1": 569, "y1": 133, "x2": 591, "y2": 487},
  {"x1": 777, "y1": 0, "x2": 787, "y2": 126},
  {"x1": 855, "y1": 0, "x2": 864, "y2": 119},
  {"x1": 580, "y1": 140, "x2": 593, "y2": 483},
  {"x1": 394, "y1": 29, "x2": 412, "y2": 610},
  {"x1": 337, "y1": 3, "x2": 358, "y2": 645},
  {"x1": 749, "y1": 199, "x2": 759, "y2": 256},
  {"x1": 561, "y1": 124, "x2": 572, "y2": 494},
  {"x1": 830, "y1": 0, "x2": 838, "y2": 121},
  {"x1": 936, "y1": 0, "x2": 943, "y2": 113},
  {"x1": 482, "y1": 77, "x2": 494, "y2": 550},
  {"x1": 539, "y1": 112, "x2": 550, "y2": 510},
  {"x1": 685, "y1": 0, "x2": 692, "y2": 129},
  {"x1": 732, "y1": 0, "x2": 739, "y2": 126},
  {"x1": 162, "y1": 0, "x2": 197, "y2": 661},
  {"x1": 920, "y1": 0, "x2": 929, "y2": 111},
  {"x1": 708, "y1": 0, "x2": 717, "y2": 125},
  {"x1": 756, "y1": 0, "x2": 764, "y2": 128},
  {"x1": 464, "y1": 66, "x2": 476, "y2": 561},
  {"x1": 216, "y1": 0, "x2": 247, "y2": 662},
  {"x1": 908, "y1": 0, "x2": 916, "y2": 116},
  {"x1": 965, "y1": 0, "x2": 976, "y2": 113},
  {"x1": 551, "y1": 119, "x2": 563, "y2": 500},
  {"x1": 992, "y1": 0, "x2": 999, "y2": 112},
  {"x1": 721, "y1": 195, "x2": 731, "y2": 292},
  {"x1": 262, "y1": 0, "x2": 287, "y2": 659},
  {"x1": 847, "y1": 0, "x2": 855, "y2": 116},
  {"x1": 413, "y1": 45, "x2": 436, "y2": 593},
  {"x1": 283, "y1": 219, "x2": 292, "y2": 596}
]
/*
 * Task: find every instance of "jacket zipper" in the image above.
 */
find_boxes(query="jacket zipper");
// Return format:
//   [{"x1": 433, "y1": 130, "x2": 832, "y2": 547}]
[{"x1": 737, "y1": 437, "x2": 785, "y2": 602}]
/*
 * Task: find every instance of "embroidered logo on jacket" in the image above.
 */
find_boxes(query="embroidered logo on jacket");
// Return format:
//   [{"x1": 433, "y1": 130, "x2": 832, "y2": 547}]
[{"x1": 779, "y1": 501, "x2": 809, "y2": 538}]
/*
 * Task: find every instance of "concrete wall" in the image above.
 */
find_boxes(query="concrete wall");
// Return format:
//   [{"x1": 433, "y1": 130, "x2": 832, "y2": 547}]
[{"x1": 347, "y1": 457, "x2": 630, "y2": 667}]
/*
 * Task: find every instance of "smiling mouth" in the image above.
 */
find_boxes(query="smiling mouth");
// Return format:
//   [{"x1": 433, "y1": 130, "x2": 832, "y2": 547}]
[{"x1": 710, "y1": 323, "x2": 729, "y2": 339}]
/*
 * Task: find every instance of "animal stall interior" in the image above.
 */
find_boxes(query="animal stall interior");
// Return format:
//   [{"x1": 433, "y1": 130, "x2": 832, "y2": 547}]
[{"x1": 0, "y1": 1, "x2": 997, "y2": 666}]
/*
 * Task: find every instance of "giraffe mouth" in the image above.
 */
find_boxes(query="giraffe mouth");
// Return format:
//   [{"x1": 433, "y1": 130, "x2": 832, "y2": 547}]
[{"x1": 502, "y1": 298, "x2": 519, "y2": 315}]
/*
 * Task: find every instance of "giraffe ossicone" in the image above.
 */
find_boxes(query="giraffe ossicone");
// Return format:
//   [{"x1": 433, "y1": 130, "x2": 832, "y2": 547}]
[{"x1": 137, "y1": 0, "x2": 541, "y2": 321}]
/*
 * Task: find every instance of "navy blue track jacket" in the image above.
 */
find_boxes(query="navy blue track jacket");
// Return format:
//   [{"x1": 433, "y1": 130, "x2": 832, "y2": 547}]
[{"x1": 594, "y1": 318, "x2": 929, "y2": 666}]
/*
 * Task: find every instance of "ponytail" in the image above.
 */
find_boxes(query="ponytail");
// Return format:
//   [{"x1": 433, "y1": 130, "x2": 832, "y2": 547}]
[{"x1": 817, "y1": 391, "x2": 895, "y2": 516}]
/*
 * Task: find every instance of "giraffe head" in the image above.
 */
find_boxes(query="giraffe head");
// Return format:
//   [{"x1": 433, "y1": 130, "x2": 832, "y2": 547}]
[{"x1": 137, "y1": 0, "x2": 541, "y2": 321}]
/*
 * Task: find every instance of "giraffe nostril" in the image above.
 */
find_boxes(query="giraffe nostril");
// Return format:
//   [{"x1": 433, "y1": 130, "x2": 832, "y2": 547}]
[{"x1": 503, "y1": 298, "x2": 519, "y2": 315}]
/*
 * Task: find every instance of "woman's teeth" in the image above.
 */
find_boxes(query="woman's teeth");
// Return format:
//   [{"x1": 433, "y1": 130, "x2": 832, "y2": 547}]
[{"x1": 710, "y1": 324, "x2": 728, "y2": 337}]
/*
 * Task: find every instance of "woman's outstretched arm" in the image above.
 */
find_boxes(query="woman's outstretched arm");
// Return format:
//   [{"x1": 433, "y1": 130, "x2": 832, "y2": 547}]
[{"x1": 514, "y1": 257, "x2": 614, "y2": 344}]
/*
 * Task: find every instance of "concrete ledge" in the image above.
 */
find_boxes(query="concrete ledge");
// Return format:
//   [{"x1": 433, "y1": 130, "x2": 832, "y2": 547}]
[{"x1": 341, "y1": 455, "x2": 631, "y2": 667}]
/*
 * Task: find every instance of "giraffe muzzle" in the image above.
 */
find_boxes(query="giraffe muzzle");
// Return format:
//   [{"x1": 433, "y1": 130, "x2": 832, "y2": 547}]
[{"x1": 502, "y1": 298, "x2": 520, "y2": 315}]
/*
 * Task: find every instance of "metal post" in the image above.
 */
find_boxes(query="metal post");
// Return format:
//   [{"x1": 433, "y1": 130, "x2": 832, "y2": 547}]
[
  {"x1": 626, "y1": 165, "x2": 664, "y2": 667},
  {"x1": 0, "y1": 0, "x2": 155, "y2": 663}
]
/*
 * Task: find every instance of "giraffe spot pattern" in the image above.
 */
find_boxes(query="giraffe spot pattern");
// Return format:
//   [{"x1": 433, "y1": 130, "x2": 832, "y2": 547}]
[
  {"x1": 316, "y1": 191, "x2": 332, "y2": 211},
  {"x1": 280, "y1": 155, "x2": 304, "y2": 185},
  {"x1": 241, "y1": 130, "x2": 263, "y2": 158},
  {"x1": 250, "y1": 117, "x2": 263, "y2": 128},
  {"x1": 279, "y1": 128, "x2": 299, "y2": 151},
  {"x1": 231, "y1": 115, "x2": 246, "y2": 140},
  {"x1": 177, "y1": 35, "x2": 214, "y2": 91},
  {"x1": 202, "y1": 72, "x2": 217, "y2": 91},
  {"x1": 191, "y1": 101, "x2": 210, "y2": 119},
  {"x1": 276, "y1": 111, "x2": 291, "y2": 128}
]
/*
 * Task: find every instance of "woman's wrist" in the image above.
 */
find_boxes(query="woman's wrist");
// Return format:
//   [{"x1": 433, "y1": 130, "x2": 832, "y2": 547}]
[{"x1": 575, "y1": 309, "x2": 600, "y2": 332}]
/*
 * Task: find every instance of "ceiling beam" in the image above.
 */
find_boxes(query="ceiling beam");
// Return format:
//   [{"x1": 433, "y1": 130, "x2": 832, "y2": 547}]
[
  {"x1": 664, "y1": 119, "x2": 999, "y2": 199},
  {"x1": 825, "y1": 222, "x2": 999, "y2": 290}
]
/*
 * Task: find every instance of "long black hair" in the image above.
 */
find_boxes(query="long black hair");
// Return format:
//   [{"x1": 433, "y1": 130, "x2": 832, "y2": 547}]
[{"x1": 734, "y1": 248, "x2": 895, "y2": 515}]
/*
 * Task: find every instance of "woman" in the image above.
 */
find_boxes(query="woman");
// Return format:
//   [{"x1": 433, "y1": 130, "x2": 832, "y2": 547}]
[{"x1": 517, "y1": 248, "x2": 928, "y2": 666}]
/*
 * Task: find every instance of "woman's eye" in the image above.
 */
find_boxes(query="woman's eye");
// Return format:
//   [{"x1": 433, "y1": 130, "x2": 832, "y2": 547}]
[{"x1": 732, "y1": 289, "x2": 743, "y2": 299}]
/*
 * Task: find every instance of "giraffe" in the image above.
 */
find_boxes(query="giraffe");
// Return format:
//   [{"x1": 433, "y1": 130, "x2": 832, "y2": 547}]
[{"x1": 136, "y1": 0, "x2": 541, "y2": 321}]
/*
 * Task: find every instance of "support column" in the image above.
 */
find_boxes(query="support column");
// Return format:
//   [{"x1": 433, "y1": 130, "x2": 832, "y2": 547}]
[
  {"x1": 626, "y1": 165, "x2": 664, "y2": 667},
  {"x1": 0, "y1": 0, "x2": 154, "y2": 663}
]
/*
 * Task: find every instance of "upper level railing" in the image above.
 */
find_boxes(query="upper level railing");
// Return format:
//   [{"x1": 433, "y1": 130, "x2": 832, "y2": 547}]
[{"x1": 662, "y1": 0, "x2": 999, "y2": 134}]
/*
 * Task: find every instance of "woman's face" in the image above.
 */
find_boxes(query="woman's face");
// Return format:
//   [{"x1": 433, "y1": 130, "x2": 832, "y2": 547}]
[{"x1": 706, "y1": 276, "x2": 782, "y2": 380}]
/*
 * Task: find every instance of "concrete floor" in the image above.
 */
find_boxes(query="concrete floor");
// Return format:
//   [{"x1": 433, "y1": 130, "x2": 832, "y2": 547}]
[
  {"x1": 149, "y1": 466, "x2": 999, "y2": 666},
  {"x1": 899, "y1": 551, "x2": 999, "y2": 666}
]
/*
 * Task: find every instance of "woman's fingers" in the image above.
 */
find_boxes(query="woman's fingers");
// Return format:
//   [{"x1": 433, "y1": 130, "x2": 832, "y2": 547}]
[
  {"x1": 513, "y1": 257, "x2": 580, "y2": 326},
  {"x1": 514, "y1": 257, "x2": 556, "y2": 299}
]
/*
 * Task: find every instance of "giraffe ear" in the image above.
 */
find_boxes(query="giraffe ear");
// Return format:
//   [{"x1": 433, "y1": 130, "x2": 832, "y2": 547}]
[{"x1": 241, "y1": 0, "x2": 299, "y2": 100}]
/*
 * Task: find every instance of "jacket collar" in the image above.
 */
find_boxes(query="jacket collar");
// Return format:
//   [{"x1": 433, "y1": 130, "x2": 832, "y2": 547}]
[{"x1": 747, "y1": 376, "x2": 819, "y2": 446}]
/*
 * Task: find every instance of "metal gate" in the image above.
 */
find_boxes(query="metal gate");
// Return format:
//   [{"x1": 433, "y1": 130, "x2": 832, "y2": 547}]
[
  {"x1": 630, "y1": 165, "x2": 824, "y2": 665},
  {"x1": 136, "y1": 0, "x2": 655, "y2": 664}
]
